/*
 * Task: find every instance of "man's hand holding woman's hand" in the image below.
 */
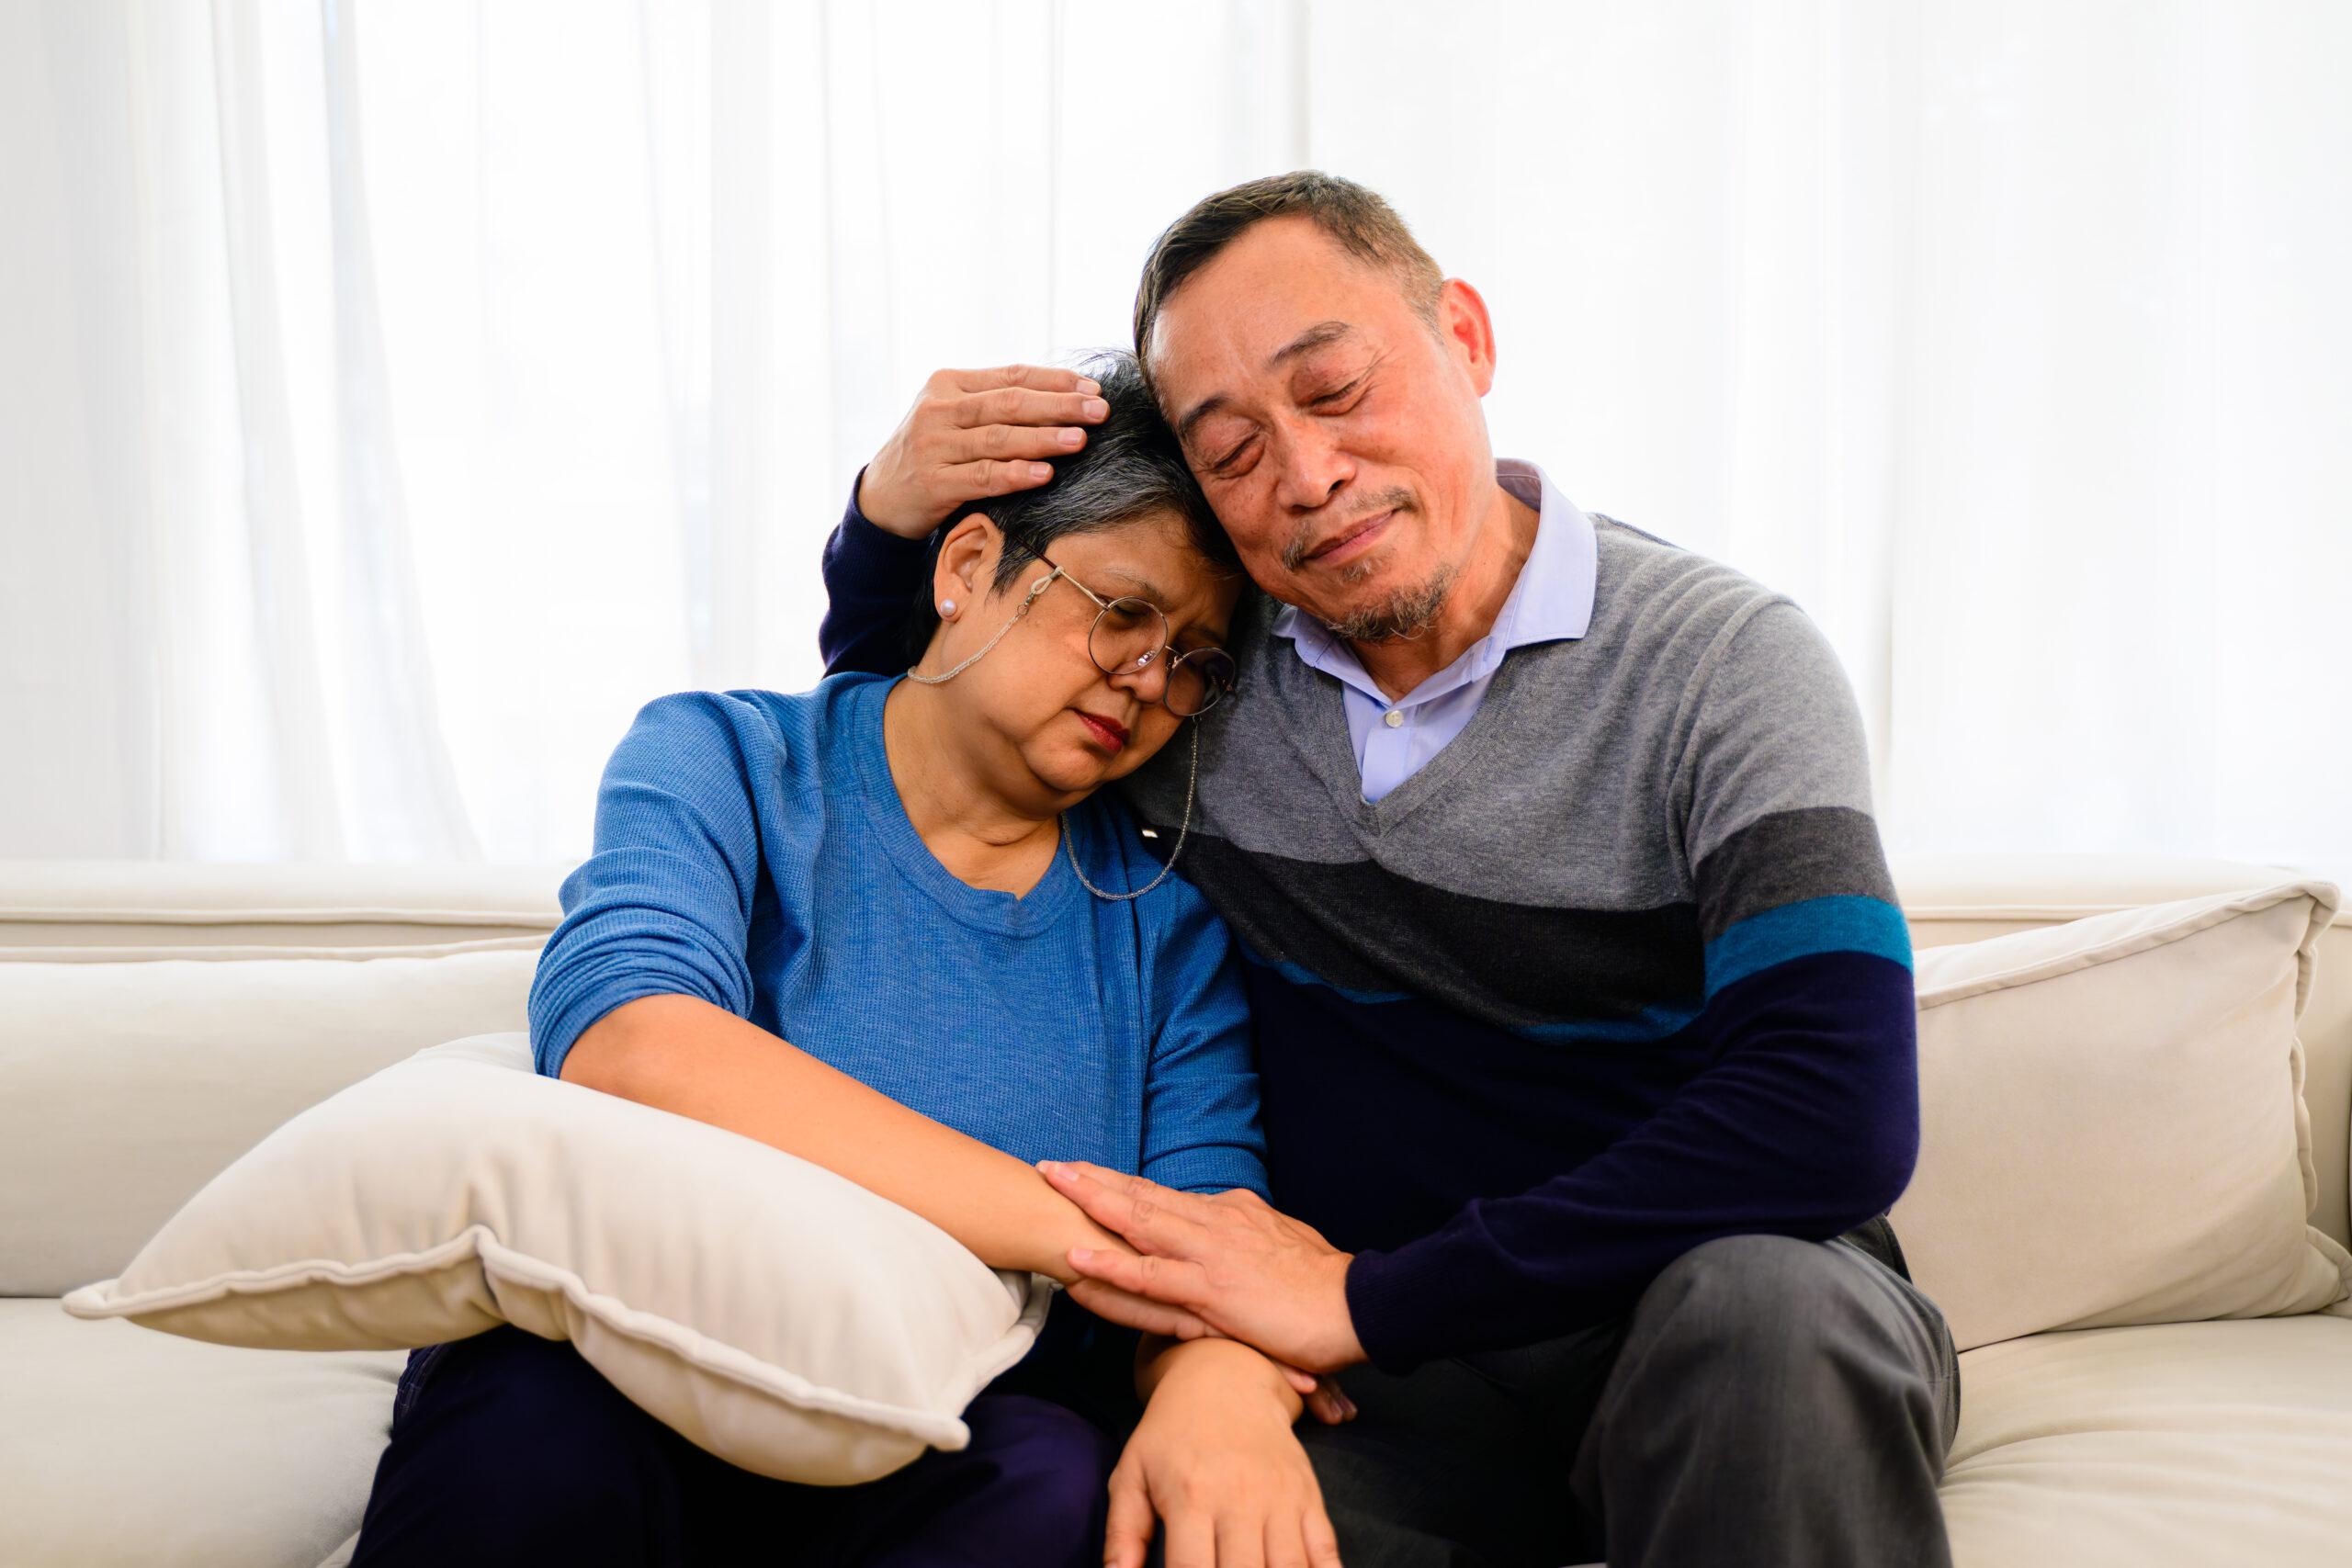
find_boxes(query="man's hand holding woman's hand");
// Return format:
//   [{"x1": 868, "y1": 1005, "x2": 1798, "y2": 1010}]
[
  {"x1": 1039, "y1": 1161, "x2": 1372, "y2": 1376},
  {"x1": 855, "y1": 365, "x2": 1111, "y2": 537},
  {"x1": 1033, "y1": 1168, "x2": 1354, "y2": 1419}
]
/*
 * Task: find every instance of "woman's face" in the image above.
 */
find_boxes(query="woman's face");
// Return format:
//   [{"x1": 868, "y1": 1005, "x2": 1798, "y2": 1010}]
[{"x1": 925, "y1": 508, "x2": 1241, "y2": 800}]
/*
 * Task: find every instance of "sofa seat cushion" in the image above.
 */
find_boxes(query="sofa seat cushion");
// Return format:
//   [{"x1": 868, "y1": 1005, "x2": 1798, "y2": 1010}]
[
  {"x1": 0, "y1": 1299, "x2": 401, "y2": 1568},
  {"x1": 1942, "y1": 1314, "x2": 2352, "y2": 1563}
]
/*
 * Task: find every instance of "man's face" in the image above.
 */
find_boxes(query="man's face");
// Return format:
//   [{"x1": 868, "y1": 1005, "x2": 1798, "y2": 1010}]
[{"x1": 1148, "y1": 215, "x2": 1500, "y2": 638}]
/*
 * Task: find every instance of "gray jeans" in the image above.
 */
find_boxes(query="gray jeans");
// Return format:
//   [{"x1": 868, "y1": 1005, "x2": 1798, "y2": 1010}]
[{"x1": 1301, "y1": 1215, "x2": 1962, "y2": 1568}]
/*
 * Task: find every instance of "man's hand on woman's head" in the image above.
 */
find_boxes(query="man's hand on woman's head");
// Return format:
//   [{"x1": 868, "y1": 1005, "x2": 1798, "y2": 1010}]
[{"x1": 856, "y1": 364, "x2": 1111, "y2": 537}]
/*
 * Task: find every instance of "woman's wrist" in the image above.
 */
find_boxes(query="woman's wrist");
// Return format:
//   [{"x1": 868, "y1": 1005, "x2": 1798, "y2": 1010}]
[
  {"x1": 1138, "y1": 1335, "x2": 1304, "y2": 1420},
  {"x1": 1016, "y1": 1174, "x2": 1135, "y2": 1282}
]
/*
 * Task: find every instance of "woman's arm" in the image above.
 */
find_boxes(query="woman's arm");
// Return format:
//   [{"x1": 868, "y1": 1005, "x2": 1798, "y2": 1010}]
[{"x1": 562, "y1": 991, "x2": 1130, "y2": 1282}]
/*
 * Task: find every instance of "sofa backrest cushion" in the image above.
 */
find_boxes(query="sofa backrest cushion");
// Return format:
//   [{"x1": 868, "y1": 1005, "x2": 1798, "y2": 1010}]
[
  {"x1": 1894, "y1": 853, "x2": 2352, "y2": 1258},
  {"x1": 0, "y1": 942, "x2": 541, "y2": 1294},
  {"x1": 1887, "y1": 879, "x2": 2352, "y2": 1352}
]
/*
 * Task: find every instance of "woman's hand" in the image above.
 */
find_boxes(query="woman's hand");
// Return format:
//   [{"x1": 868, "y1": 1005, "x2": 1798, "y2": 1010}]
[{"x1": 1109, "y1": 1339, "x2": 1345, "y2": 1568}]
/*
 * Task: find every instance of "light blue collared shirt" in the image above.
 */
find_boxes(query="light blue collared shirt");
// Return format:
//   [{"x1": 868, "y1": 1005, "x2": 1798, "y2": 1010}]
[{"x1": 1271, "y1": 458, "x2": 1599, "y2": 802}]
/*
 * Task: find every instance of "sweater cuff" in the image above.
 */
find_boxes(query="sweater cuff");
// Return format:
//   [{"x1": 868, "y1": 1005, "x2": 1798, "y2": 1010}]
[
  {"x1": 1342, "y1": 1245, "x2": 1463, "y2": 1375},
  {"x1": 835, "y1": 464, "x2": 935, "y2": 568}
]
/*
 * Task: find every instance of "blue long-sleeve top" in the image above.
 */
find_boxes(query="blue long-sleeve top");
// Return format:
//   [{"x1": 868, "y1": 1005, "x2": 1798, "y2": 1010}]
[{"x1": 526, "y1": 671, "x2": 1270, "y2": 1200}]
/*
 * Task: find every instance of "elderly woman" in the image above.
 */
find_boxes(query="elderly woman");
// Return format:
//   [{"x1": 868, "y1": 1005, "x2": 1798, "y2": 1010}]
[{"x1": 347, "y1": 352, "x2": 1347, "y2": 1568}]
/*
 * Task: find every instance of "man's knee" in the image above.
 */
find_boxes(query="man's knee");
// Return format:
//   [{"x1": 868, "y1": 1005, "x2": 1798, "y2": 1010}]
[
  {"x1": 1622, "y1": 1231, "x2": 1952, "y2": 1461},
  {"x1": 1634, "y1": 1232, "x2": 1900, "y2": 1367}
]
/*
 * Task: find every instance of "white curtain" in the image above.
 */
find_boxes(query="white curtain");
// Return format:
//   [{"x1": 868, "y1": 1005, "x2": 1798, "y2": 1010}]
[{"x1": 4, "y1": 0, "x2": 2346, "y2": 887}]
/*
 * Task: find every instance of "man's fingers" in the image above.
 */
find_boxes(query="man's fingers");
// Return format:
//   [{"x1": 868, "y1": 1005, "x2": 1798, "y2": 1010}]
[
  {"x1": 1304, "y1": 1380, "x2": 1358, "y2": 1425},
  {"x1": 1103, "y1": 1466, "x2": 1156, "y2": 1568},
  {"x1": 947, "y1": 421, "x2": 1089, "y2": 466},
  {"x1": 942, "y1": 363, "x2": 1101, "y2": 396},
  {"x1": 940, "y1": 457, "x2": 1057, "y2": 504},
  {"x1": 953, "y1": 386, "x2": 1109, "y2": 430},
  {"x1": 1040, "y1": 1160, "x2": 1212, "y2": 1254},
  {"x1": 1069, "y1": 1247, "x2": 1210, "y2": 1309},
  {"x1": 1270, "y1": 1357, "x2": 1319, "y2": 1396},
  {"x1": 1065, "y1": 1277, "x2": 1216, "y2": 1340}
]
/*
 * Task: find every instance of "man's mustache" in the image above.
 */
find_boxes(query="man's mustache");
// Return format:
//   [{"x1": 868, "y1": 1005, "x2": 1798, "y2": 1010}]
[{"x1": 1279, "y1": 488, "x2": 1416, "y2": 573}]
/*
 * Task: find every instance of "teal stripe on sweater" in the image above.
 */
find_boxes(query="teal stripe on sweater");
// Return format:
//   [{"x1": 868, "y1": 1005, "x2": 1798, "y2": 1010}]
[
  {"x1": 1702, "y1": 894, "x2": 1913, "y2": 999},
  {"x1": 1237, "y1": 942, "x2": 1417, "y2": 1005},
  {"x1": 1238, "y1": 941, "x2": 1706, "y2": 1045}
]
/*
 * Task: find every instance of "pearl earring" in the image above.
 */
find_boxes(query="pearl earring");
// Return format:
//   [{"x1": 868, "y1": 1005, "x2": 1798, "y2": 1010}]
[{"x1": 939, "y1": 598, "x2": 957, "y2": 617}]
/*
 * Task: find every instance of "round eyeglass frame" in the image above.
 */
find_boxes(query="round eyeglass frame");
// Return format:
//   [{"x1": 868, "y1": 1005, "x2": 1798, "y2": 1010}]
[{"x1": 1028, "y1": 552, "x2": 1238, "y2": 718}]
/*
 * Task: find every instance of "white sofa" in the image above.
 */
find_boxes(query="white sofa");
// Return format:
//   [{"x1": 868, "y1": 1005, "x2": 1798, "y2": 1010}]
[{"x1": 2, "y1": 852, "x2": 2347, "y2": 1566}]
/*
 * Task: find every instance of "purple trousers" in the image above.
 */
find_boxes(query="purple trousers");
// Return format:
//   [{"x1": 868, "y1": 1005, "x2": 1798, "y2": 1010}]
[{"x1": 348, "y1": 1323, "x2": 1119, "y2": 1568}]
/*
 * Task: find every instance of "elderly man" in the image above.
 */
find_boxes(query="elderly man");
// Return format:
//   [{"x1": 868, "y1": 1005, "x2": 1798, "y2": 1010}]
[{"x1": 818, "y1": 171, "x2": 1961, "y2": 1568}]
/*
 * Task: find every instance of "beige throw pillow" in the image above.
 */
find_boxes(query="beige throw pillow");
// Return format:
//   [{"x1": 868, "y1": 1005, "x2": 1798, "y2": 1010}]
[
  {"x1": 62, "y1": 1032, "x2": 1052, "y2": 1484},
  {"x1": 1888, "y1": 879, "x2": 2352, "y2": 1353}
]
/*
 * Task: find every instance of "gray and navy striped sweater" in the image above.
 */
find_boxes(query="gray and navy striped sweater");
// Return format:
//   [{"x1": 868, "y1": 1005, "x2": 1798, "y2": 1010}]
[{"x1": 820, "y1": 479, "x2": 1917, "y2": 1373}]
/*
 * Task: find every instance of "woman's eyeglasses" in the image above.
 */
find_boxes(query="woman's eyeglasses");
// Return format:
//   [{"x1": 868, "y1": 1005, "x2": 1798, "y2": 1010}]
[{"x1": 1029, "y1": 553, "x2": 1238, "y2": 717}]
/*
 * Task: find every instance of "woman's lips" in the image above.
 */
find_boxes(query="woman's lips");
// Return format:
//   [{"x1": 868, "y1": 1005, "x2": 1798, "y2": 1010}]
[
  {"x1": 1075, "y1": 711, "x2": 1129, "y2": 751},
  {"x1": 1307, "y1": 509, "x2": 1395, "y2": 569}
]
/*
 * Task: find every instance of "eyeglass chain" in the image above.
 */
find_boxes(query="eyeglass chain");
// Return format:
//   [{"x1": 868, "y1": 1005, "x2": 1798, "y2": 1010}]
[{"x1": 901, "y1": 568, "x2": 1201, "y2": 903}]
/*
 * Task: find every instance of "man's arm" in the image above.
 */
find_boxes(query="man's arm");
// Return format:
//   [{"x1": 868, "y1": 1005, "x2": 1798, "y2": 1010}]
[
  {"x1": 817, "y1": 472, "x2": 933, "y2": 677},
  {"x1": 819, "y1": 365, "x2": 1110, "y2": 675},
  {"x1": 1340, "y1": 595, "x2": 1917, "y2": 1370}
]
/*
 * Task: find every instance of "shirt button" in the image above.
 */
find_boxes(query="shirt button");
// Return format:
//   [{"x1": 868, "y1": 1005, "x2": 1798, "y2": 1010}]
[{"x1": 1384, "y1": 709, "x2": 1404, "y2": 728}]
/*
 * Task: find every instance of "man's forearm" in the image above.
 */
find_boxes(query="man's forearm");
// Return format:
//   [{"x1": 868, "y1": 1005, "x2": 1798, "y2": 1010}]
[
  {"x1": 563, "y1": 993, "x2": 1127, "y2": 1280},
  {"x1": 817, "y1": 470, "x2": 933, "y2": 677},
  {"x1": 1345, "y1": 951, "x2": 1919, "y2": 1372}
]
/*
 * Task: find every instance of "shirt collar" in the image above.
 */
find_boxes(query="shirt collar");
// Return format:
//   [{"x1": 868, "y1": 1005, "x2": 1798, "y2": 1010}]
[{"x1": 1270, "y1": 457, "x2": 1598, "y2": 700}]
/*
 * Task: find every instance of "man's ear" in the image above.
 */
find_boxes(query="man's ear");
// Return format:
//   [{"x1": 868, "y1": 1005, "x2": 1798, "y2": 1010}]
[
  {"x1": 1434, "y1": 276, "x2": 1499, "y2": 397},
  {"x1": 932, "y1": 513, "x2": 1001, "y2": 612}
]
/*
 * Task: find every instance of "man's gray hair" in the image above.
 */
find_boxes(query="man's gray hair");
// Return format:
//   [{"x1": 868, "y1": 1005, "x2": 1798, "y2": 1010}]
[{"x1": 1132, "y1": 170, "x2": 1445, "y2": 379}]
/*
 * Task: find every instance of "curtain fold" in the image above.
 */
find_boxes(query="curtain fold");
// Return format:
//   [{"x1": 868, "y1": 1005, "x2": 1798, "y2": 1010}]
[{"x1": 2, "y1": 0, "x2": 2344, "y2": 886}]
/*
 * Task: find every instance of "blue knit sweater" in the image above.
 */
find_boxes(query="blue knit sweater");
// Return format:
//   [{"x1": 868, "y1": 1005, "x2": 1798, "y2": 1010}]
[{"x1": 526, "y1": 671, "x2": 1270, "y2": 1199}]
